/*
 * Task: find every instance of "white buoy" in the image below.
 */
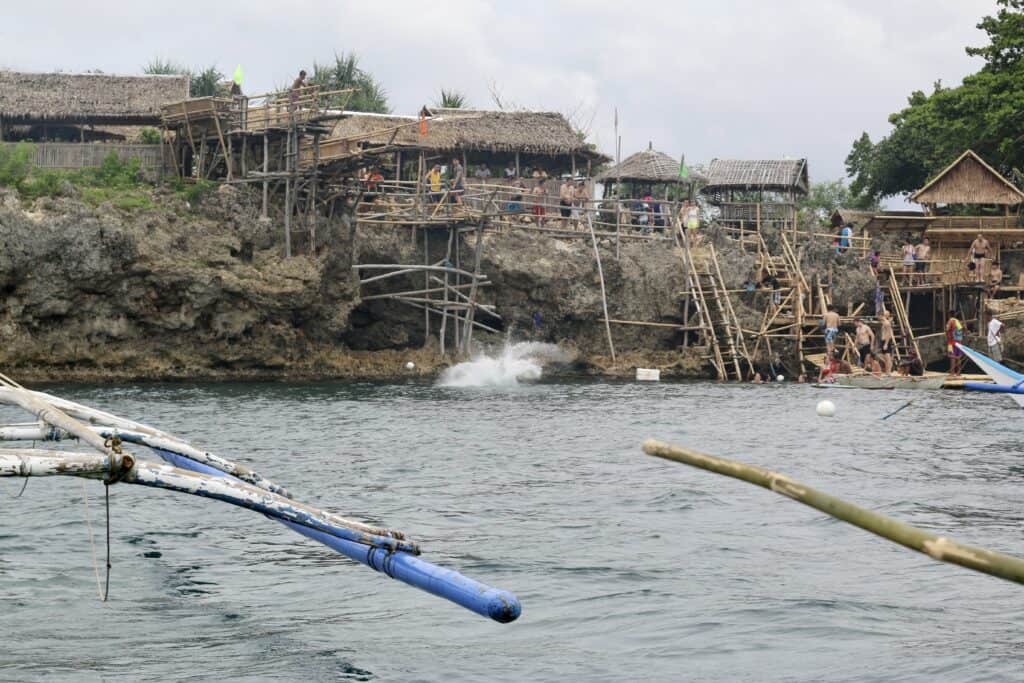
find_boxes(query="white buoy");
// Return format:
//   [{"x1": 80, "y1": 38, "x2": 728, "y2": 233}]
[
  {"x1": 776, "y1": 375, "x2": 785, "y2": 382},
  {"x1": 405, "y1": 361, "x2": 415, "y2": 370},
  {"x1": 816, "y1": 399, "x2": 836, "y2": 417}
]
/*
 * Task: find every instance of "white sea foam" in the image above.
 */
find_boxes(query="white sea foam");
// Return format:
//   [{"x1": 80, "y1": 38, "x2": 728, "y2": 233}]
[{"x1": 437, "y1": 342, "x2": 573, "y2": 388}]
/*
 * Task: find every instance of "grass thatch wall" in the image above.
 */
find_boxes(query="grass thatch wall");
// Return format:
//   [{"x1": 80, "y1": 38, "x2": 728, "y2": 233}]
[
  {"x1": 0, "y1": 71, "x2": 189, "y2": 125},
  {"x1": 912, "y1": 150, "x2": 1024, "y2": 207}
]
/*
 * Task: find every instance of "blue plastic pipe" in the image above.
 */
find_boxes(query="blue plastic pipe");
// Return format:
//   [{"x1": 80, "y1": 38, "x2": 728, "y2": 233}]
[
  {"x1": 150, "y1": 447, "x2": 521, "y2": 623},
  {"x1": 963, "y1": 382, "x2": 1024, "y2": 395}
]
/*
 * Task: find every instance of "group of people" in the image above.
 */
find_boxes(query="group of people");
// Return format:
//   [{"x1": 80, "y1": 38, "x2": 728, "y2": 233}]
[
  {"x1": 818, "y1": 305, "x2": 926, "y2": 382},
  {"x1": 899, "y1": 237, "x2": 932, "y2": 285}
]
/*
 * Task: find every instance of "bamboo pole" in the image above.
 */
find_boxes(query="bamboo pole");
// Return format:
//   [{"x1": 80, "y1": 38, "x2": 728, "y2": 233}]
[
  {"x1": 642, "y1": 439, "x2": 1024, "y2": 586},
  {"x1": 586, "y1": 214, "x2": 616, "y2": 363}
]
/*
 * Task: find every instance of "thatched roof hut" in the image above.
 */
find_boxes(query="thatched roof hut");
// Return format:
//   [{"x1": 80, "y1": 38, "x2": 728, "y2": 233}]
[
  {"x1": 328, "y1": 109, "x2": 609, "y2": 163},
  {"x1": 701, "y1": 159, "x2": 809, "y2": 196},
  {"x1": 595, "y1": 143, "x2": 706, "y2": 184},
  {"x1": 0, "y1": 71, "x2": 189, "y2": 126},
  {"x1": 910, "y1": 150, "x2": 1024, "y2": 207}
]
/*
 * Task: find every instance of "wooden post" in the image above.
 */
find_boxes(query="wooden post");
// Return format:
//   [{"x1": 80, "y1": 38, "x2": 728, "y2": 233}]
[
  {"x1": 284, "y1": 129, "x2": 292, "y2": 258},
  {"x1": 515, "y1": 151, "x2": 520, "y2": 177},
  {"x1": 0, "y1": 115, "x2": 5, "y2": 141},
  {"x1": 261, "y1": 133, "x2": 269, "y2": 218},
  {"x1": 395, "y1": 151, "x2": 402, "y2": 182}
]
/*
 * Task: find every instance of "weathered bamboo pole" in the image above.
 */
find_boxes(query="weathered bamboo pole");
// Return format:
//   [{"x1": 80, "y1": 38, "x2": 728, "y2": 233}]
[
  {"x1": 585, "y1": 214, "x2": 616, "y2": 363},
  {"x1": 0, "y1": 450, "x2": 417, "y2": 555},
  {"x1": 642, "y1": 439, "x2": 1024, "y2": 586}
]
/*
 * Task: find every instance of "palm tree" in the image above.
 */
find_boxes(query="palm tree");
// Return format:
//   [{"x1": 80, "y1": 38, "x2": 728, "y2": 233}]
[
  {"x1": 435, "y1": 89, "x2": 468, "y2": 109},
  {"x1": 309, "y1": 52, "x2": 389, "y2": 113}
]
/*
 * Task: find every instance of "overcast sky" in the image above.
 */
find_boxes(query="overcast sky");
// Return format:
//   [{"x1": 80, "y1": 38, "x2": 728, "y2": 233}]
[{"x1": 2, "y1": 1, "x2": 999, "y2": 195}]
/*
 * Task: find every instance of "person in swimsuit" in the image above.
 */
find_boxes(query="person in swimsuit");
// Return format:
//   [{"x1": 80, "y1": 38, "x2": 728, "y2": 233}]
[
  {"x1": 823, "y1": 305, "x2": 841, "y2": 359},
  {"x1": 901, "y1": 242, "x2": 915, "y2": 281},
  {"x1": 878, "y1": 311, "x2": 895, "y2": 375},
  {"x1": 970, "y1": 233, "x2": 990, "y2": 283},
  {"x1": 946, "y1": 311, "x2": 965, "y2": 376},
  {"x1": 854, "y1": 317, "x2": 875, "y2": 368}
]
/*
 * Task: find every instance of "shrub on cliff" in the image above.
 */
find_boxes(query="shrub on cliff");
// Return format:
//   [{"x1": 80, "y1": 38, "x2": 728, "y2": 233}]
[{"x1": 0, "y1": 143, "x2": 34, "y2": 191}]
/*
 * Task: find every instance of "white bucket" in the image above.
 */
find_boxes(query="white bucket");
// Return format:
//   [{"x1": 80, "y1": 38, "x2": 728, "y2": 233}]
[{"x1": 636, "y1": 368, "x2": 661, "y2": 382}]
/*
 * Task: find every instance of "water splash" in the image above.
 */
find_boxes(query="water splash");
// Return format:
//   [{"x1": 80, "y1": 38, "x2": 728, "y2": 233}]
[{"x1": 437, "y1": 342, "x2": 574, "y2": 388}]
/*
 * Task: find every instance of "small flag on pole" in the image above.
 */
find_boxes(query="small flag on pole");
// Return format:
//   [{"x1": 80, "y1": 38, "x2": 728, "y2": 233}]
[
  {"x1": 679, "y1": 153, "x2": 689, "y2": 179},
  {"x1": 233, "y1": 65, "x2": 244, "y2": 86}
]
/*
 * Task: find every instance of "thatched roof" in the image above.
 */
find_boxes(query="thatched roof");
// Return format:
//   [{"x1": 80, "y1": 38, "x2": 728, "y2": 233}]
[
  {"x1": 701, "y1": 158, "x2": 809, "y2": 195},
  {"x1": 831, "y1": 208, "x2": 878, "y2": 229},
  {"x1": 911, "y1": 150, "x2": 1024, "y2": 206},
  {"x1": 329, "y1": 109, "x2": 610, "y2": 162},
  {"x1": 595, "y1": 144, "x2": 706, "y2": 184},
  {"x1": 0, "y1": 71, "x2": 189, "y2": 125}
]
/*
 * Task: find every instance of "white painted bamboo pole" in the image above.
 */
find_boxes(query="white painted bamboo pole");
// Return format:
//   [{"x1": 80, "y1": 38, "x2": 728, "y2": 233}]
[{"x1": 0, "y1": 450, "x2": 417, "y2": 554}]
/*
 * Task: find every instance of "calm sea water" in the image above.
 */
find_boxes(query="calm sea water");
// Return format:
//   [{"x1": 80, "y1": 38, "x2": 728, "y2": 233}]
[{"x1": 1, "y1": 377, "x2": 1023, "y2": 682}]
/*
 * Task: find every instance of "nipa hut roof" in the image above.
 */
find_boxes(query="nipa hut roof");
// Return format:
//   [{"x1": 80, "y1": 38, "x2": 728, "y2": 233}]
[
  {"x1": 329, "y1": 109, "x2": 610, "y2": 162},
  {"x1": 594, "y1": 144, "x2": 706, "y2": 184},
  {"x1": 910, "y1": 150, "x2": 1024, "y2": 206},
  {"x1": 701, "y1": 158, "x2": 809, "y2": 195},
  {"x1": 0, "y1": 71, "x2": 189, "y2": 125}
]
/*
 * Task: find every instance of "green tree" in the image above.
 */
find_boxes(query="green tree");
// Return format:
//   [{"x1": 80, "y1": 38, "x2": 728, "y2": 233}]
[
  {"x1": 846, "y1": 2, "x2": 1024, "y2": 200},
  {"x1": 435, "y1": 88, "x2": 468, "y2": 109},
  {"x1": 966, "y1": 0, "x2": 1024, "y2": 71},
  {"x1": 799, "y1": 179, "x2": 879, "y2": 224},
  {"x1": 309, "y1": 52, "x2": 389, "y2": 113},
  {"x1": 142, "y1": 58, "x2": 223, "y2": 98},
  {"x1": 189, "y1": 65, "x2": 224, "y2": 97}
]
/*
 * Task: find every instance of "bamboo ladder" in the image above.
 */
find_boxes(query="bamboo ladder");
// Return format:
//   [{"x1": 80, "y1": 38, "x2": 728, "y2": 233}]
[
  {"x1": 885, "y1": 268, "x2": 921, "y2": 362},
  {"x1": 704, "y1": 242, "x2": 755, "y2": 380},
  {"x1": 676, "y1": 222, "x2": 726, "y2": 380}
]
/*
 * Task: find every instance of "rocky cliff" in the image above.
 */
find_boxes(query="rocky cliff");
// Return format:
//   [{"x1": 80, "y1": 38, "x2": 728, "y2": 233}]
[{"x1": 0, "y1": 186, "x2": 704, "y2": 381}]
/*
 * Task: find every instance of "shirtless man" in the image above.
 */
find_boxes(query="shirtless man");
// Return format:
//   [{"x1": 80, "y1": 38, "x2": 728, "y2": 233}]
[
  {"x1": 989, "y1": 260, "x2": 1003, "y2": 296},
  {"x1": 913, "y1": 238, "x2": 930, "y2": 286},
  {"x1": 823, "y1": 305, "x2": 841, "y2": 359},
  {"x1": 969, "y1": 233, "x2": 991, "y2": 283},
  {"x1": 878, "y1": 310, "x2": 895, "y2": 375},
  {"x1": 854, "y1": 317, "x2": 875, "y2": 369}
]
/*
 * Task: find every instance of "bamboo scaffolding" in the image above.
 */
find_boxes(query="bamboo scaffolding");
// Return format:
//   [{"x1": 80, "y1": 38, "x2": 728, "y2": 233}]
[
  {"x1": 642, "y1": 439, "x2": 1024, "y2": 586},
  {"x1": 585, "y1": 214, "x2": 616, "y2": 363}
]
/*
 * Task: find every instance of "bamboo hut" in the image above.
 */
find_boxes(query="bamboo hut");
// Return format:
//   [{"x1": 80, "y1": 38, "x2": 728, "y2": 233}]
[
  {"x1": 700, "y1": 158, "x2": 808, "y2": 232},
  {"x1": 0, "y1": 70, "x2": 189, "y2": 141},
  {"x1": 321, "y1": 109, "x2": 610, "y2": 181},
  {"x1": 594, "y1": 143, "x2": 705, "y2": 200}
]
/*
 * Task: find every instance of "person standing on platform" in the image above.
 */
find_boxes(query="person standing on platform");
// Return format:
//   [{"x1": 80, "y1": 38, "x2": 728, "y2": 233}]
[
  {"x1": 854, "y1": 318, "x2": 875, "y2": 368},
  {"x1": 823, "y1": 305, "x2": 841, "y2": 360},
  {"x1": 913, "y1": 238, "x2": 930, "y2": 286},
  {"x1": 878, "y1": 311, "x2": 895, "y2": 375},
  {"x1": 988, "y1": 316, "x2": 1005, "y2": 362},
  {"x1": 946, "y1": 311, "x2": 965, "y2": 376},
  {"x1": 969, "y1": 233, "x2": 991, "y2": 283}
]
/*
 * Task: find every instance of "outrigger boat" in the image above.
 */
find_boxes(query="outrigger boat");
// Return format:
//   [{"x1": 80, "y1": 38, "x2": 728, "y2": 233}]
[
  {"x1": 958, "y1": 343, "x2": 1024, "y2": 408},
  {"x1": 0, "y1": 376, "x2": 521, "y2": 623}
]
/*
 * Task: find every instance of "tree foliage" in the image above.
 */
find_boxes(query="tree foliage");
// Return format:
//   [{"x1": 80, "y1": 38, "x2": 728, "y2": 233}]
[
  {"x1": 798, "y1": 180, "x2": 879, "y2": 224},
  {"x1": 143, "y1": 58, "x2": 223, "y2": 97},
  {"x1": 435, "y1": 88, "x2": 468, "y2": 109},
  {"x1": 846, "y1": 1, "x2": 1024, "y2": 201},
  {"x1": 309, "y1": 52, "x2": 389, "y2": 113}
]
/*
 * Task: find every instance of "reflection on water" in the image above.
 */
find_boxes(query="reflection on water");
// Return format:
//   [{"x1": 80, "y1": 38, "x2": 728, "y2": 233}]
[{"x1": 2, "y1": 379, "x2": 1023, "y2": 681}]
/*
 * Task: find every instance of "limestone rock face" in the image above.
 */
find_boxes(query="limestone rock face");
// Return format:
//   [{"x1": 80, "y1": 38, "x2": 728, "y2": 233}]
[{"x1": 0, "y1": 185, "x2": 700, "y2": 380}]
